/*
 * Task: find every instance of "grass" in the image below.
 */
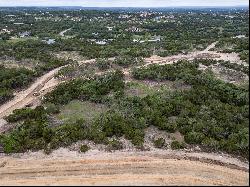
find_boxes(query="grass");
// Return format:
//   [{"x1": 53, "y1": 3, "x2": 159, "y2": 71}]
[
  {"x1": 7, "y1": 37, "x2": 39, "y2": 44},
  {"x1": 56, "y1": 100, "x2": 108, "y2": 122},
  {"x1": 125, "y1": 81, "x2": 171, "y2": 98}
]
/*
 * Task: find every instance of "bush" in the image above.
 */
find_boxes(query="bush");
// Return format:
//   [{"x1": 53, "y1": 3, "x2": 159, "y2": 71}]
[
  {"x1": 106, "y1": 139, "x2": 123, "y2": 151},
  {"x1": 96, "y1": 58, "x2": 112, "y2": 70},
  {"x1": 5, "y1": 106, "x2": 47, "y2": 123},
  {"x1": 153, "y1": 138, "x2": 165, "y2": 148},
  {"x1": 184, "y1": 131, "x2": 205, "y2": 144},
  {"x1": 201, "y1": 137, "x2": 220, "y2": 151},
  {"x1": 171, "y1": 140, "x2": 186, "y2": 150},
  {"x1": 44, "y1": 70, "x2": 125, "y2": 105},
  {"x1": 80, "y1": 144, "x2": 90, "y2": 153},
  {"x1": 113, "y1": 56, "x2": 143, "y2": 68},
  {"x1": 45, "y1": 103, "x2": 60, "y2": 114},
  {"x1": 131, "y1": 129, "x2": 144, "y2": 147}
]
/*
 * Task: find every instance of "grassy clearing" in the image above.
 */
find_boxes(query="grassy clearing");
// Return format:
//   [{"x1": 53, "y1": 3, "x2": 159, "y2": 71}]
[
  {"x1": 56, "y1": 100, "x2": 108, "y2": 122},
  {"x1": 125, "y1": 81, "x2": 171, "y2": 97},
  {"x1": 7, "y1": 37, "x2": 39, "y2": 44}
]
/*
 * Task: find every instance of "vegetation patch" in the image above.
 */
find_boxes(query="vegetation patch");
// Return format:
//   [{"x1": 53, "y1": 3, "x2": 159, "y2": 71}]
[
  {"x1": 79, "y1": 144, "x2": 90, "y2": 153},
  {"x1": 57, "y1": 100, "x2": 108, "y2": 122},
  {"x1": 153, "y1": 138, "x2": 166, "y2": 148},
  {"x1": 171, "y1": 140, "x2": 186, "y2": 150},
  {"x1": 106, "y1": 139, "x2": 123, "y2": 151},
  {"x1": 0, "y1": 65, "x2": 35, "y2": 105}
]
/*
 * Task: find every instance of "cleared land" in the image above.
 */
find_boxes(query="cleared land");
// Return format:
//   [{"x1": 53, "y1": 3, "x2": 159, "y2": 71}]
[{"x1": 0, "y1": 150, "x2": 248, "y2": 186}]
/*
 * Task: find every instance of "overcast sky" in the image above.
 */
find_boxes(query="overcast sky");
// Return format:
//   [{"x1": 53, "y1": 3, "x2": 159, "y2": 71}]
[{"x1": 0, "y1": 0, "x2": 249, "y2": 7}]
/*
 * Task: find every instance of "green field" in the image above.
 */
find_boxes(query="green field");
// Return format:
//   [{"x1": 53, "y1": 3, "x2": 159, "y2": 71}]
[{"x1": 56, "y1": 100, "x2": 108, "y2": 122}]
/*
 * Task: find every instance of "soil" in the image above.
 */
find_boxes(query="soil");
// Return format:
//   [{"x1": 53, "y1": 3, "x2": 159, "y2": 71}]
[{"x1": 0, "y1": 149, "x2": 248, "y2": 186}]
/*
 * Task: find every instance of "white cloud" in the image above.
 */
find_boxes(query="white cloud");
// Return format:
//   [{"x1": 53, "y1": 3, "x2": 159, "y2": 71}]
[{"x1": 0, "y1": 0, "x2": 248, "y2": 7}]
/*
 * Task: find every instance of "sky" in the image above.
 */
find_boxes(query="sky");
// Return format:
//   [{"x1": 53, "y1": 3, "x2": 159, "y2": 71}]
[{"x1": 0, "y1": 0, "x2": 249, "y2": 7}]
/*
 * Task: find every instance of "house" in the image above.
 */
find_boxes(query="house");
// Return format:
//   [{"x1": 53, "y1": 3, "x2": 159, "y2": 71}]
[
  {"x1": 107, "y1": 26, "x2": 113, "y2": 31},
  {"x1": 233, "y1": 35, "x2": 246, "y2": 38},
  {"x1": 42, "y1": 39, "x2": 56, "y2": 45},
  {"x1": 19, "y1": 31, "x2": 31, "y2": 38},
  {"x1": 96, "y1": 40, "x2": 107, "y2": 45},
  {"x1": 148, "y1": 35, "x2": 161, "y2": 42},
  {"x1": 14, "y1": 23, "x2": 24, "y2": 25}
]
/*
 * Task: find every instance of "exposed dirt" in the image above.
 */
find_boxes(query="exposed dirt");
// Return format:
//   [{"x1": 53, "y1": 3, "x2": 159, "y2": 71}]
[
  {"x1": 0, "y1": 149, "x2": 248, "y2": 186},
  {"x1": 0, "y1": 66, "x2": 64, "y2": 118},
  {"x1": 144, "y1": 42, "x2": 248, "y2": 67},
  {"x1": 59, "y1": 28, "x2": 71, "y2": 36}
]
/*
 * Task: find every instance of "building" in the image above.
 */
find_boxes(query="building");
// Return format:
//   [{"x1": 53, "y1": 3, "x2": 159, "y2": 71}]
[{"x1": 19, "y1": 31, "x2": 31, "y2": 38}]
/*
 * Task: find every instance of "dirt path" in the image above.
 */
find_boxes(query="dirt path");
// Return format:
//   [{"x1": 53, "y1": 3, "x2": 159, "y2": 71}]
[
  {"x1": 0, "y1": 150, "x2": 248, "y2": 186},
  {"x1": 59, "y1": 28, "x2": 71, "y2": 36},
  {"x1": 0, "y1": 67, "x2": 64, "y2": 118},
  {"x1": 203, "y1": 41, "x2": 218, "y2": 52},
  {"x1": 144, "y1": 41, "x2": 247, "y2": 67},
  {"x1": 0, "y1": 59, "x2": 99, "y2": 119}
]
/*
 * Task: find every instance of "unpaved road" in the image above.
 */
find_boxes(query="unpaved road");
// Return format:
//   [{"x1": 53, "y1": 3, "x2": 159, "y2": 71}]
[
  {"x1": 0, "y1": 60, "x2": 97, "y2": 119},
  {"x1": 0, "y1": 150, "x2": 248, "y2": 186},
  {"x1": 59, "y1": 28, "x2": 71, "y2": 36},
  {"x1": 0, "y1": 66, "x2": 64, "y2": 118},
  {"x1": 144, "y1": 41, "x2": 247, "y2": 67}
]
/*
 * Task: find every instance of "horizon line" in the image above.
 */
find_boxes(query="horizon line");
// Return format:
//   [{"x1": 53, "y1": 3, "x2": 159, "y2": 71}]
[{"x1": 0, "y1": 5, "x2": 249, "y2": 8}]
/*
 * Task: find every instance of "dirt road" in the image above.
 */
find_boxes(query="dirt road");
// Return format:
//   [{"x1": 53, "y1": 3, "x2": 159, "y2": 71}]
[
  {"x1": 0, "y1": 150, "x2": 248, "y2": 186},
  {"x1": 144, "y1": 41, "x2": 247, "y2": 67},
  {"x1": 59, "y1": 28, "x2": 71, "y2": 36},
  {"x1": 0, "y1": 67, "x2": 64, "y2": 118}
]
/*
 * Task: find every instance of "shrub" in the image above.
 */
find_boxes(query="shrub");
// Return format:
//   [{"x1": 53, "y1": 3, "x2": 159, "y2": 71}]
[
  {"x1": 184, "y1": 131, "x2": 205, "y2": 144},
  {"x1": 113, "y1": 56, "x2": 142, "y2": 68},
  {"x1": 201, "y1": 137, "x2": 220, "y2": 151},
  {"x1": 171, "y1": 140, "x2": 186, "y2": 150},
  {"x1": 106, "y1": 139, "x2": 123, "y2": 151},
  {"x1": 5, "y1": 106, "x2": 47, "y2": 123},
  {"x1": 45, "y1": 103, "x2": 60, "y2": 114},
  {"x1": 80, "y1": 144, "x2": 90, "y2": 153},
  {"x1": 96, "y1": 58, "x2": 112, "y2": 70},
  {"x1": 131, "y1": 129, "x2": 144, "y2": 147},
  {"x1": 153, "y1": 138, "x2": 165, "y2": 148}
]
